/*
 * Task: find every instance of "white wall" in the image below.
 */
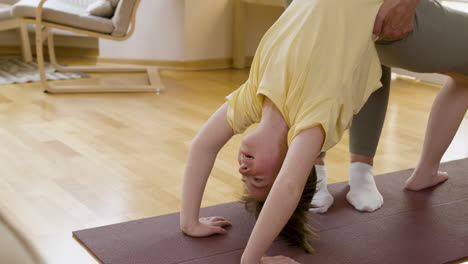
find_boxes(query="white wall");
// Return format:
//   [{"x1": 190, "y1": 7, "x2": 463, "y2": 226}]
[
  {"x1": 1, "y1": 0, "x2": 283, "y2": 61},
  {"x1": 184, "y1": 0, "x2": 233, "y2": 61},
  {"x1": 99, "y1": 0, "x2": 186, "y2": 61},
  {"x1": 3, "y1": 0, "x2": 466, "y2": 66},
  {"x1": 183, "y1": 0, "x2": 282, "y2": 60},
  {"x1": 99, "y1": 0, "x2": 284, "y2": 62}
]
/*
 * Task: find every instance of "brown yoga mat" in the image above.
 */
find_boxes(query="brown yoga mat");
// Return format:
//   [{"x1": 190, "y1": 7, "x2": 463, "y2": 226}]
[{"x1": 73, "y1": 158, "x2": 468, "y2": 264}]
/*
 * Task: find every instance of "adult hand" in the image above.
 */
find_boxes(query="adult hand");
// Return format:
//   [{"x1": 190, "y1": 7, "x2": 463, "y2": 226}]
[
  {"x1": 373, "y1": 0, "x2": 420, "y2": 41},
  {"x1": 181, "y1": 216, "x2": 231, "y2": 237},
  {"x1": 260, "y1": 255, "x2": 301, "y2": 264}
]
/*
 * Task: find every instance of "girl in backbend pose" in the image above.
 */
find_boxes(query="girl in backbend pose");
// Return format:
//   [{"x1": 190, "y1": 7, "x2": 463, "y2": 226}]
[{"x1": 180, "y1": 0, "x2": 386, "y2": 263}]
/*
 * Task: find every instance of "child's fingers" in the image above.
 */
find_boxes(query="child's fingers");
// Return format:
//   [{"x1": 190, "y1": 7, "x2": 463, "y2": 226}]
[
  {"x1": 211, "y1": 227, "x2": 227, "y2": 235},
  {"x1": 211, "y1": 220, "x2": 231, "y2": 227},
  {"x1": 200, "y1": 216, "x2": 225, "y2": 222},
  {"x1": 261, "y1": 255, "x2": 300, "y2": 264}
]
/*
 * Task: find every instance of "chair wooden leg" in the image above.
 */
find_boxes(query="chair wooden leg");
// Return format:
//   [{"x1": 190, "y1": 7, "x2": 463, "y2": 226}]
[
  {"x1": 42, "y1": 29, "x2": 164, "y2": 94},
  {"x1": 147, "y1": 67, "x2": 165, "y2": 94},
  {"x1": 18, "y1": 21, "x2": 32, "y2": 62},
  {"x1": 47, "y1": 30, "x2": 154, "y2": 73},
  {"x1": 35, "y1": 24, "x2": 50, "y2": 92},
  {"x1": 29, "y1": 0, "x2": 162, "y2": 94},
  {"x1": 45, "y1": 65, "x2": 164, "y2": 94}
]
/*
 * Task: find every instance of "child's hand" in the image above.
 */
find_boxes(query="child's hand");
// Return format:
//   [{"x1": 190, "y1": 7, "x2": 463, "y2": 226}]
[
  {"x1": 260, "y1": 255, "x2": 301, "y2": 264},
  {"x1": 182, "y1": 216, "x2": 231, "y2": 237}
]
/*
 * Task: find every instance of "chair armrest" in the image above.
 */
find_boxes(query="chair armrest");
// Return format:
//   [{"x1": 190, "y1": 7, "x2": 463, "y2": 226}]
[{"x1": 35, "y1": 0, "x2": 48, "y2": 24}]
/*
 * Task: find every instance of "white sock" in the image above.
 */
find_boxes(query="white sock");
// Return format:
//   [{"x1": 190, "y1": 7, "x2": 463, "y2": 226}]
[
  {"x1": 346, "y1": 162, "x2": 383, "y2": 212},
  {"x1": 309, "y1": 165, "x2": 334, "y2": 214}
]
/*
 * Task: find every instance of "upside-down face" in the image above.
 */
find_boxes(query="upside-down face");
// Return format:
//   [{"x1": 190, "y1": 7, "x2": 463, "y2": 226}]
[{"x1": 238, "y1": 129, "x2": 288, "y2": 201}]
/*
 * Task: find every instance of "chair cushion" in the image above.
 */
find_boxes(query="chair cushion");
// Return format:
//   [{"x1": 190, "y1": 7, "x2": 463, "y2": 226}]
[
  {"x1": 0, "y1": 0, "x2": 19, "y2": 5},
  {"x1": 87, "y1": 0, "x2": 119, "y2": 18},
  {"x1": 111, "y1": 0, "x2": 135, "y2": 37},
  {"x1": 0, "y1": 7, "x2": 13, "y2": 19},
  {"x1": 86, "y1": 0, "x2": 113, "y2": 18},
  {"x1": 11, "y1": 0, "x2": 114, "y2": 34}
]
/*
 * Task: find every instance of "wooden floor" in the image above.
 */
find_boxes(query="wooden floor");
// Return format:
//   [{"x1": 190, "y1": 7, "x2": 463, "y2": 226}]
[{"x1": 0, "y1": 59, "x2": 467, "y2": 264}]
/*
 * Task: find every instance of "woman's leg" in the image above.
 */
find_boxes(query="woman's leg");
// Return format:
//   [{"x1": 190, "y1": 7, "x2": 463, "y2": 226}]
[
  {"x1": 310, "y1": 153, "x2": 334, "y2": 213},
  {"x1": 346, "y1": 65, "x2": 391, "y2": 212},
  {"x1": 349, "y1": 66, "x2": 391, "y2": 162},
  {"x1": 310, "y1": 66, "x2": 391, "y2": 213},
  {"x1": 375, "y1": 0, "x2": 468, "y2": 189},
  {"x1": 406, "y1": 74, "x2": 468, "y2": 190}
]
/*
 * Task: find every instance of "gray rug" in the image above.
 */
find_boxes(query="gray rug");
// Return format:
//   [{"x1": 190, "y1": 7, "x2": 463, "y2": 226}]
[{"x1": 0, "y1": 57, "x2": 87, "y2": 85}]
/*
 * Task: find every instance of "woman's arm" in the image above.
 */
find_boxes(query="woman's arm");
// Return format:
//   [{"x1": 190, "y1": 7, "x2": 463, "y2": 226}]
[
  {"x1": 241, "y1": 126, "x2": 324, "y2": 264},
  {"x1": 180, "y1": 102, "x2": 234, "y2": 236}
]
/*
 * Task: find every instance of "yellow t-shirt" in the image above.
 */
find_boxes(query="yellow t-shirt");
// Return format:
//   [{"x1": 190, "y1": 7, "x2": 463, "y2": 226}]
[{"x1": 227, "y1": 0, "x2": 384, "y2": 151}]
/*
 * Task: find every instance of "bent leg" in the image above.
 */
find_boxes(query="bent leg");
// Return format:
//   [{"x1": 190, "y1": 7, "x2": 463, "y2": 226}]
[
  {"x1": 376, "y1": 0, "x2": 468, "y2": 76},
  {"x1": 346, "y1": 66, "x2": 391, "y2": 212},
  {"x1": 309, "y1": 152, "x2": 335, "y2": 213},
  {"x1": 375, "y1": 0, "x2": 468, "y2": 189},
  {"x1": 309, "y1": 165, "x2": 334, "y2": 213},
  {"x1": 406, "y1": 74, "x2": 468, "y2": 190},
  {"x1": 349, "y1": 65, "x2": 391, "y2": 158}
]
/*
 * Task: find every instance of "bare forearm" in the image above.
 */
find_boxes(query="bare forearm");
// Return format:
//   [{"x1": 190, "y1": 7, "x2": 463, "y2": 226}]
[
  {"x1": 241, "y1": 181, "x2": 304, "y2": 264},
  {"x1": 180, "y1": 147, "x2": 218, "y2": 231},
  {"x1": 241, "y1": 128, "x2": 323, "y2": 264},
  {"x1": 180, "y1": 103, "x2": 233, "y2": 231},
  {"x1": 240, "y1": 128, "x2": 323, "y2": 264}
]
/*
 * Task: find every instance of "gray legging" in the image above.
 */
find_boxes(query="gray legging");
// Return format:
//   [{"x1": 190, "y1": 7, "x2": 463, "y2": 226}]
[{"x1": 286, "y1": 0, "x2": 468, "y2": 157}]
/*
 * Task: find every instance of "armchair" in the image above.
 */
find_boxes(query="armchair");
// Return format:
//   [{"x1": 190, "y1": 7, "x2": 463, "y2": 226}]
[{"x1": 11, "y1": 0, "x2": 164, "y2": 94}]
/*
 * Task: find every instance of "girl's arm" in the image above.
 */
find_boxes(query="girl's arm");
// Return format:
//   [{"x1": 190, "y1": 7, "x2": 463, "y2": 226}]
[
  {"x1": 241, "y1": 126, "x2": 324, "y2": 264},
  {"x1": 180, "y1": 102, "x2": 234, "y2": 237}
]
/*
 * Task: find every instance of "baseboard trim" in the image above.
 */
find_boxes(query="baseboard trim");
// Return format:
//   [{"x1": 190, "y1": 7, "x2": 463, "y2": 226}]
[
  {"x1": 97, "y1": 56, "x2": 255, "y2": 70},
  {"x1": 0, "y1": 45, "x2": 256, "y2": 70}
]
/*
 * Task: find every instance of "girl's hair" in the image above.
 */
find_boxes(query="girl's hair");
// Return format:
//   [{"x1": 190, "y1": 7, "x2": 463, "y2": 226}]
[{"x1": 241, "y1": 166, "x2": 318, "y2": 253}]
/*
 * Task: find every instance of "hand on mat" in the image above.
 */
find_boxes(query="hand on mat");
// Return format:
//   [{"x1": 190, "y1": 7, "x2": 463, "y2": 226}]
[
  {"x1": 260, "y1": 255, "x2": 300, "y2": 264},
  {"x1": 183, "y1": 216, "x2": 231, "y2": 237},
  {"x1": 373, "y1": 0, "x2": 419, "y2": 41}
]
